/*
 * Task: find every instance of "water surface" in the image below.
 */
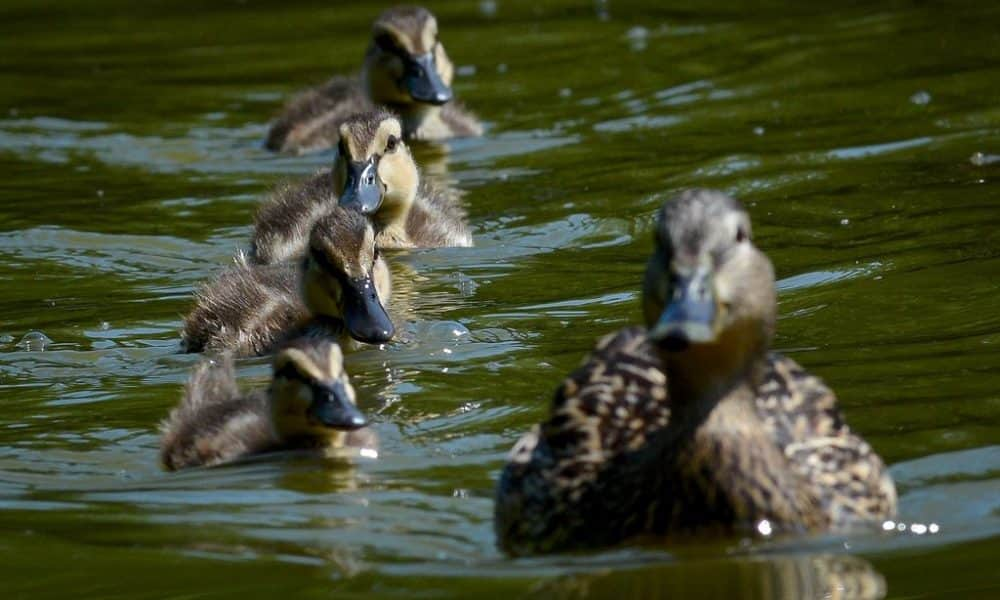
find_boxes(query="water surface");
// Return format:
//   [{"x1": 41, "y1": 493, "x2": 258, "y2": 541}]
[{"x1": 1, "y1": 1, "x2": 999, "y2": 597}]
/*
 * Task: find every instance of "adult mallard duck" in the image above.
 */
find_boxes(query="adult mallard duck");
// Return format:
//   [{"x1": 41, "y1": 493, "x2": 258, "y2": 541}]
[
  {"x1": 161, "y1": 338, "x2": 376, "y2": 470},
  {"x1": 495, "y1": 189, "x2": 897, "y2": 556},
  {"x1": 252, "y1": 109, "x2": 472, "y2": 265},
  {"x1": 182, "y1": 206, "x2": 394, "y2": 357},
  {"x1": 265, "y1": 5, "x2": 481, "y2": 155}
]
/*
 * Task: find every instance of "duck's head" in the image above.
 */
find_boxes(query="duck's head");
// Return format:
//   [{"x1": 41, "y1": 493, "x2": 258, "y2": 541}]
[
  {"x1": 333, "y1": 110, "x2": 418, "y2": 227},
  {"x1": 269, "y1": 339, "x2": 367, "y2": 441},
  {"x1": 362, "y1": 6, "x2": 454, "y2": 108},
  {"x1": 301, "y1": 206, "x2": 395, "y2": 345},
  {"x1": 643, "y1": 190, "x2": 776, "y2": 388}
]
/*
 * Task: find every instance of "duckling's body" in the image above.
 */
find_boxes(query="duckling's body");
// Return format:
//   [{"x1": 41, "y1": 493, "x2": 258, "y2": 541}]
[
  {"x1": 252, "y1": 111, "x2": 471, "y2": 265},
  {"x1": 183, "y1": 207, "x2": 394, "y2": 356},
  {"x1": 495, "y1": 190, "x2": 896, "y2": 556},
  {"x1": 265, "y1": 7, "x2": 481, "y2": 155},
  {"x1": 161, "y1": 340, "x2": 375, "y2": 470}
]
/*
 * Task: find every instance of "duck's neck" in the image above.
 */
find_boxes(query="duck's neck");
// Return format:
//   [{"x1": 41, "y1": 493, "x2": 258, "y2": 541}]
[{"x1": 656, "y1": 352, "x2": 826, "y2": 532}]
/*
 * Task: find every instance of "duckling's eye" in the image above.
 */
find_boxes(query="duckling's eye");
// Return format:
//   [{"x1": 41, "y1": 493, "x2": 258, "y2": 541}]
[
  {"x1": 373, "y1": 246, "x2": 381, "y2": 261},
  {"x1": 375, "y1": 33, "x2": 400, "y2": 54},
  {"x1": 735, "y1": 226, "x2": 748, "y2": 243},
  {"x1": 385, "y1": 135, "x2": 399, "y2": 153}
]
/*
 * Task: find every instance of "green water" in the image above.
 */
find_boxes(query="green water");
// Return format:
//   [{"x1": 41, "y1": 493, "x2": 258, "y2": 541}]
[{"x1": 1, "y1": 0, "x2": 999, "y2": 597}]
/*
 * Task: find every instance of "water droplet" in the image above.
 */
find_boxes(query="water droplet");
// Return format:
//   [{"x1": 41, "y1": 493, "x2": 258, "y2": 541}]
[
  {"x1": 625, "y1": 26, "x2": 648, "y2": 51},
  {"x1": 909, "y1": 90, "x2": 931, "y2": 105},
  {"x1": 911, "y1": 523, "x2": 928, "y2": 535},
  {"x1": 882, "y1": 520, "x2": 896, "y2": 531},
  {"x1": 756, "y1": 519, "x2": 773, "y2": 536},
  {"x1": 752, "y1": 126, "x2": 765, "y2": 136},
  {"x1": 16, "y1": 331, "x2": 52, "y2": 352},
  {"x1": 840, "y1": 218, "x2": 850, "y2": 226},
  {"x1": 559, "y1": 87, "x2": 573, "y2": 98},
  {"x1": 478, "y1": 0, "x2": 497, "y2": 17},
  {"x1": 929, "y1": 523, "x2": 940, "y2": 534},
  {"x1": 496, "y1": 63, "x2": 508, "y2": 74}
]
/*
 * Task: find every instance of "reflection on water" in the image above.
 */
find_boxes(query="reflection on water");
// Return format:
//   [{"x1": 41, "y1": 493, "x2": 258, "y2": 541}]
[
  {"x1": 0, "y1": 0, "x2": 999, "y2": 597},
  {"x1": 533, "y1": 553, "x2": 886, "y2": 600}
]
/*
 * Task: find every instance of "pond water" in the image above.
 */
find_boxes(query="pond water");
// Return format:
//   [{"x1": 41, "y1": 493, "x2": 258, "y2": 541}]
[{"x1": 1, "y1": 0, "x2": 999, "y2": 597}]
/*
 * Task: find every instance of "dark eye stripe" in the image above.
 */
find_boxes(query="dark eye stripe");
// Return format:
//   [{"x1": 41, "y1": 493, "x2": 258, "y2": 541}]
[{"x1": 275, "y1": 363, "x2": 306, "y2": 382}]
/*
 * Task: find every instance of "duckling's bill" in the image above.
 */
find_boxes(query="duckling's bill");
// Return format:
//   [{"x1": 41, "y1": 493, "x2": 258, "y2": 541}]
[
  {"x1": 307, "y1": 380, "x2": 368, "y2": 430},
  {"x1": 403, "y1": 52, "x2": 452, "y2": 105},
  {"x1": 341, "y1": 273, "x2": 395, "y2": 344}
]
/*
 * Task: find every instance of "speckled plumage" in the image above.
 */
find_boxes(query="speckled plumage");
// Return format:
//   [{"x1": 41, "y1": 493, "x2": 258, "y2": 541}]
[{"x1": 496, "y1": 328, "x2": 896, "y2": 555}]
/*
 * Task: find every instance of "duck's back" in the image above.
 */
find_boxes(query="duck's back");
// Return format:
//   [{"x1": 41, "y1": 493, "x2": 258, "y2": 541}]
[
  {"x1": 160, "y1": 357, "x2": 276, "y2": 470},
  {"x1": 496, "y1": 326, "x2": 670, "y2": 554},
  {"x1": 758, "y1": 354, "x2": 897, "y2": 528},
  {"x1": 496, "y1": 328, "x2": 896, "y2": 554},
  {"x1": 266, "y1": 77, "x2": 374, "y2": 154},
  {"x1": 251, "y1": 170, "x2": 335, "y2": 264},
  {"x1": 181, "y1": 258, "x2": 304, "y2": 357},
  {"x1": 401, "y1": 179, "x2": 473, "y2": 248}
]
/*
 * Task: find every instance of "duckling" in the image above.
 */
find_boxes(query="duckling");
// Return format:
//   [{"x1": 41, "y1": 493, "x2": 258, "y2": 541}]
[
  {"x1": 252, "y1": 109, "x2": 472, "y2": 265},
  {"x1": 182, "y1": 205, "x2": 394, "y2": 357},
  {"x1": 161, "y1": 338, "x2": 376, "y2": 470},
  {"x1": 265, "y1": 6, "x2": 481, "y2": 155},
  {"x1": 495, "y1": 190, "x2": 897, "y2": 556}
]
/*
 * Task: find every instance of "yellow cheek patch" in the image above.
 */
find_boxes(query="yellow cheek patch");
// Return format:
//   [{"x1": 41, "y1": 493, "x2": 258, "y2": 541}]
[
  {"x1": 326, "y1": 345, "x2": 344, "y2": 379},
  {"x1": 420, "y1": 20, "x2": 437, "y2": 54}
]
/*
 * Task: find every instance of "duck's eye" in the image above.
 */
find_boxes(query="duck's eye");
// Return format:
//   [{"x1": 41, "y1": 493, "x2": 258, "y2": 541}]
[
  {"x1": 385, "y1": 135, "x2": 399, "y2": 153},
  {"x1": 735, "y1": 226, "x2": 748, "y2": 243}
]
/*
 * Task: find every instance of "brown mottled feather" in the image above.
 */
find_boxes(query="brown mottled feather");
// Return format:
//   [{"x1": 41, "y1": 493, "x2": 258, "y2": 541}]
[{"x1": 495, "y1": 328, "x2": 896, "y2": 555}]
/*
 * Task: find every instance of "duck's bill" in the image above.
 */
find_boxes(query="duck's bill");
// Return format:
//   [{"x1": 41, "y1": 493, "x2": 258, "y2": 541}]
[
  {"x1": 403, "y1": 53, "x2": 453, "y2": 105},
  {"x1": 342, "y1": 275, "x2": 395, "y2": 344},
  {"x1": 339, "y1": 159, "x2": 383, "y2": 214},
  {"x1": 308, "y1": 381, "x2": 368, "y2": 430},
  {"x1": 649, "y1": 267, "x2": 718, "y2": 351}
]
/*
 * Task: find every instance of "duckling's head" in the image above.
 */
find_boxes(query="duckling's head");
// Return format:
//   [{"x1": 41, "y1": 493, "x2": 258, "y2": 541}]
[
  {"x1": 362, "y1": 6, "x2": 454, "y2": 107},
  {"x1": 643, "y1": 190, "x2": 776, "y2": 386},
  {"x1": 333, "y1": 110, "x2": 418, "y2": 228},
  {"x1": 301, "y1": 206, "x2": 395, "y2": 345},
  {"x1": 269, "y1": 339, "x2": 367, "y2": 441}
]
